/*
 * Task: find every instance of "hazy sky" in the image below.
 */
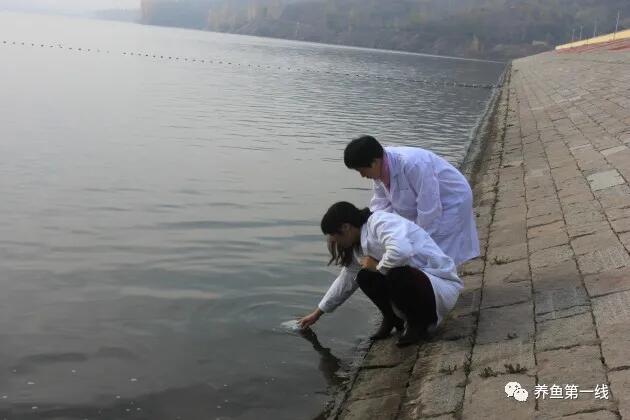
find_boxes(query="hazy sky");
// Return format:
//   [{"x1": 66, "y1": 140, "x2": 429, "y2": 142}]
[{"x1": 0, "y1": 0, "x2": 139, "y2": 14}]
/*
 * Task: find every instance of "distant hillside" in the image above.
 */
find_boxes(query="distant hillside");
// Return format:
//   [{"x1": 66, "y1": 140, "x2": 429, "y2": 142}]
[{"x1": 140, "y1": 0, "x2": 630, "y2": 59}]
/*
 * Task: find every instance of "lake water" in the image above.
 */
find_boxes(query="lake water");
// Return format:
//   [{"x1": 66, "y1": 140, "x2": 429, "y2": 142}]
[{"x1": 0, "y1": 12, "x2": 505, "y2": 420}]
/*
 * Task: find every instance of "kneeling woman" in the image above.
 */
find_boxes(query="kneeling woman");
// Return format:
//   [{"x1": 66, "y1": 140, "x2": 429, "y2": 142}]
[{"x1": 298, "y1": 202, "x2": 463, "y2": 346}]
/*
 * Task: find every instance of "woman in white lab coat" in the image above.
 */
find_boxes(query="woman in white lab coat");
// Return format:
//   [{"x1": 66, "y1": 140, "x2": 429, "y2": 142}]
[
  {"x1": 298, "y1": 202, "x2": 462, "y2": 347},
  {"x1": 344, "y1": 135, "x2": 479, "y2": 266}
]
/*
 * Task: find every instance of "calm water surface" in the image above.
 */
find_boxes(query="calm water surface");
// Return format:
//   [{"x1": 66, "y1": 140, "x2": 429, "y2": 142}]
[{"x1": 0, "y1": 12, "x2": 504, "y2": 420}]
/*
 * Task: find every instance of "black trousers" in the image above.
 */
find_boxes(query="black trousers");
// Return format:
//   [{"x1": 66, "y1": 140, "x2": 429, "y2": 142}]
[{"x1": 356, "y1": 266, "x2": 438, "y2": 331}]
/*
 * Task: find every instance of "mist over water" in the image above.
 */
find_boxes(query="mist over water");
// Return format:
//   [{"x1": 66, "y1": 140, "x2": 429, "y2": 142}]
[{"x1": 0, "y1": 12, "x2": 504, "y2": 420}]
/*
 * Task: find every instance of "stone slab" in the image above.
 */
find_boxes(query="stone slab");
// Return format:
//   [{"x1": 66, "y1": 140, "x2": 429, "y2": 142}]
[
  {"x1": 559, "y1": 191, "x2": 595, "y2": 206},
  {"x1": 484, "y1": 259, "x2": 530, "y2": 285},
  {"x1": 412, "y1": 338, "x2": 471, "y2": 380},
  {"x1": 462, "y1": 374, "x2": 535, "y2": 420},
  {"x1": 528, "y1": 220, "x2": 565, "y2": 238},
  {"x1": 453, "y1": 288, "x2": 481, "y2": 317},
  {"x1": 536, "y1": 305, "x2": 592, "y2": 323},
  {"x1": 555, "y1": 411, "x2": 617, "y2": 420},
  {"x1": 460, "y1": 258, "x2": 485, "y2": 276},
  {"x1": 577, "y1": 245, "x2": 630, "y2": 274},
  {"x1": 403, "y1": 372, "x2": 466, "y2": 417},
  {"x1": 529, "y1": 230, "x2": 569, "y2": 253},
  {"x1": 534, "y1": 284, "x2": 589, "y2": 318},
  {"x1": 348, "y1": 364, "x2": 410, "y2": 402},
  {"x1": 536, "y1": 345, "x2": 611, "y2": 417},
  {"x1": 600, "y1": 145, "x2": 628, "y2": 156},
  {"x1": 596, "y1": 322, "x2": 630, "y2": 371},
  {"x1": 488, "y1": 243, "x2": 528, "y2": 265},
  {"x1": 481, "y1": 282, "x2": 532, "y2": 309},
  {"x1": 476, "y1": 302, "x2": 534, "y2": 345},
  {"x1": 586, "y1": 169, "x2": 625, "y2": 191},
  {"x1": 594, "y1": 184, "x2": 630, "y2": 209},
  {"x1": 340, "y1": 393, "x2": 401, "y2": 420},
  {"x1": 461, "y1": 274, "x2": 483, "y2": 291},
  {"x1": 592, "y1": 290, "x2": 630, "y2": 370},
  {"x1": 362, "y1": 337, "x2": 419, "y2": 369},
  {"x1": 609, "y1": 370, "x2": 630, "y2": 420},
  {"x1": 583, "y1": 266, "x2": 630, "y2": 297},
  {"x1": 527, "y1": 213, "x2": 565, "y2": 229},
  {"x1": 434, "y1": 314, "x2": 476, "y2": 341},
  {"x1": 566, "y1": 220, "x2": 612, "y2": 239},
  {"x1": 536, "y1": 312, "x2": 598, "y2": 352},
  {"x1": 570, "y1": 230, "x2": 620, "y2": 256},
  {"x1": 470, "y1": 339, "x2": 535, "y2": 374},
  {"x1": 530, "y1": 245, "x2": 574, "y2": 270}
]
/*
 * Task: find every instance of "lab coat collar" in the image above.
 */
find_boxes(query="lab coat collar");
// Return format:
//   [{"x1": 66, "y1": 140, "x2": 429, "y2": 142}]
[{"x1": 384, "y1": 148, "x2": 400, "y2": 179}]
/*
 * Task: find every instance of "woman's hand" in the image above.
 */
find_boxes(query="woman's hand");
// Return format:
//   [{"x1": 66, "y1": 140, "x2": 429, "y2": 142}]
[
  {"x1": 359, "y1": 256, "x2": 379, "y2": 272},
  {"x1": 298, "y1": 308, "x2": 323, "y2": 330}
]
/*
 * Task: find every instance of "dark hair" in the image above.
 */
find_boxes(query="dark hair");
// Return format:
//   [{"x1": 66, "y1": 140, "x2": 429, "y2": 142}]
[
  {"x1": 343, "y1": 135, "x2": 384, "y2": 169},
  {"x1": 321, "y1": 202, "x2": 372, "y2": 267}
]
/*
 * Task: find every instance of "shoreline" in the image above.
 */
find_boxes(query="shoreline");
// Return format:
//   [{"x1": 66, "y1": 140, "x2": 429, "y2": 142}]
[
  {"x1": 328, "y1": 46, "x2": 630, "y2": 419},
  {"x1": 459, "y1": 64, "x2": 510, "y2": 181},
  {"x1": 324, "y1": 65, "x2": 512, "y2": 419}
]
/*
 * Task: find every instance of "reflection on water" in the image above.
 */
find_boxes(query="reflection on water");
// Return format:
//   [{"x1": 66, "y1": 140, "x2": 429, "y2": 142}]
[
  {"x1": 299, "y1": 328, "x2": 345, "y2": 389},
  {"x1": 0, "y1": 11, "x2": 504, "y2": 420}
]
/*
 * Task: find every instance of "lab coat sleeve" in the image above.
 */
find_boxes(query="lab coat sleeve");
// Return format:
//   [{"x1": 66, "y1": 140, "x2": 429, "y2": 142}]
[
  {"x1": 372, "y1": 215, "x2": 413, "y2": 275},
  {"x1": 318, "y1": 261, "x2": 361, "y2": 313},
  {"x1": 369, "y1": 181, "x2": 393, "y2": 212},
  {"x1": 406, "y1": 160, "x2": 442, "y2": 236}
]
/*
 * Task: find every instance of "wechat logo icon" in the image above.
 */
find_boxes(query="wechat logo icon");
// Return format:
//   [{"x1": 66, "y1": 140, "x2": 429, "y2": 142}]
[{"x1": 505, "y1": 381, "x2": 529, "y2": 402}]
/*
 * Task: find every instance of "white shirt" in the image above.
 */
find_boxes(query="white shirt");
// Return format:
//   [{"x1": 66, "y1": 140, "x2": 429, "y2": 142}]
[
  {"x1": 370, "y1": 146, "x2": 479, "y2": 265},
  {"x1": 318, "y1": 211, "x2": 462, "y2": 327}
]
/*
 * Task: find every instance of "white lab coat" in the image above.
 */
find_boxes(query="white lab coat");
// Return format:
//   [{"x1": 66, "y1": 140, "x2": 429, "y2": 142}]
[
  {"x1": 318, "y1": 211, "x2": 462, "y2": 327},
  {"x1": 370, "y1": 146, "x2": 480, "y2": 265}
]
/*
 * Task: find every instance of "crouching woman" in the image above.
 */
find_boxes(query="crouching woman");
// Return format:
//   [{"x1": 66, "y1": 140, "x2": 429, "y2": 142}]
[{"x1": 298, "y1": 201, "x2": 463, "y2": 347}]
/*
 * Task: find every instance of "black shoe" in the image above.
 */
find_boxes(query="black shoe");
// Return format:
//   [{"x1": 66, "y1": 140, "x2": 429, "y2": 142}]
[
  {"x1": 370, "y1": 316, "x2": 405, "y2": 340},
  {"x1": 396, "y1": 325, "x2": 423, "y2": 347}
]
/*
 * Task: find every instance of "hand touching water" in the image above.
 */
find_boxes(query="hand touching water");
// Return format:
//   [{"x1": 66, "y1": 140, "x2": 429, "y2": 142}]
[{"x1": 298, "y1": 308, "x2": 323, "y2": 329}]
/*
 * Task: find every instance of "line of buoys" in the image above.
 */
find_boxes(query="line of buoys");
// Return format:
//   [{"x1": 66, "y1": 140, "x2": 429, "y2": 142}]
[{"x1": 1, "y1": 39, "x2": 497, "y2": 90}]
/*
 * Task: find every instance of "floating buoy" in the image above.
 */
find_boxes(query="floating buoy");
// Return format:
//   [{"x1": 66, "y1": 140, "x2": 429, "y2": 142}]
[{"x1": 2, "y1": 39, "x2": 495, "y2": 90}]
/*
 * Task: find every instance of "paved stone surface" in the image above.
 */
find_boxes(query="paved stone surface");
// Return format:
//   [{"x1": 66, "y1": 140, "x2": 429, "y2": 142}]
[
  {"x1": 536, "y1": 346, "x2": 613, "y2": 417},
  {"x1": 339, "y1": 394, "x2": 401, "y2": 420},
  {"x1": 558, "y1": 410, "x2": 618, "y2": 420},
  {"x1": 592, "y1": 290, "x2": 630, "y2": 371},
  {"x1": 476, "y1": 302, "x2": 534, "y2": 345},
  {"x1": 484, "y1": 259, "x2": 530, "y2": 285},
  {"x1": 334, "y1": 48, "x2": 630, "y2": 420},
  {"x1": 362, "y1": 337, "x2": 419, "y2": 368},
  {"x1": 462, "y1": 374, "x2": 535, "y2": 420},
  {"x1": 583, "y1": 266, "x2": 630, "y2": 297},
  {"x1": 587, "y1": 169, "x2": 626, "y2": 191},
  {"x1": 609, "y1": 370, "x2": 630, "y2": 419},
  {"x1": 530, "y1": 245, "x2": 574, "y2": 269},
  {"x1": 401, "y1": 372, "x2": 465, "y2": 417},
  {"x1": 346, "y1": 364, "x2": 413, "y2": 402},
  {"x1": 536, "y1": 313, "x2": 598, "y2": 352},
  {"x1": 470, "y1": 339, "x2": 535, "y2": 373}
]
